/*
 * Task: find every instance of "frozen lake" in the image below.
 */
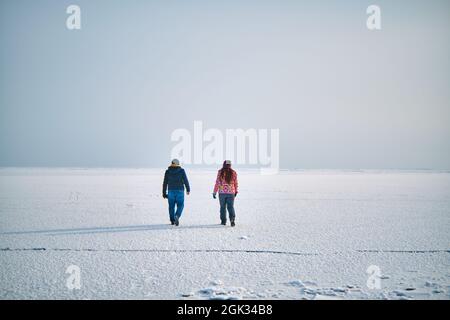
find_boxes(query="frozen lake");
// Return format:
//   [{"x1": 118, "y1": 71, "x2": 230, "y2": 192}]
[{"x1": 0, "y1": 168, "x2": 449, "y2": 299}]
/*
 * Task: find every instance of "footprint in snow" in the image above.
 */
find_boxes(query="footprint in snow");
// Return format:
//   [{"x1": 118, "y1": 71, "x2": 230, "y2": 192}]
[
  {"x1": 181, "y1": 292, "x2": 194, "y2": 297},
  {"x1": 210, "y1": 280, "x2": 223, "y2": 286},
  {"x1": 286, "y1": 280, "x2": 305, "y2": 287},
  {"x1": 286, "y1": 280, "x2": 317, "y2": 288},
  {"x1": 331, "y1": 287, "x2": 348, "y2": 293},
  {"x1": 393, "y1": 290, "x2": 409, "y2": 297},
  {"x1": 197, "y1": 286, "x2": 249, "y2": 300},
  {"x1": 425, "y1": 281, "x2": 439, "y2": 288}
]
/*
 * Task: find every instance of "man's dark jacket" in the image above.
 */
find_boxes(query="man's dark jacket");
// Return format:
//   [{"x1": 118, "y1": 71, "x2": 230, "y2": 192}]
[{"x1": 162, "y1": 166, "x2": 190, "y2": 196}]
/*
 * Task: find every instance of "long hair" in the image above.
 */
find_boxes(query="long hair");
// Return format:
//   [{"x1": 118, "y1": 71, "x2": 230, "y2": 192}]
[{"x1": 219, "y1": 161, "x2": 234, "y2": 184}]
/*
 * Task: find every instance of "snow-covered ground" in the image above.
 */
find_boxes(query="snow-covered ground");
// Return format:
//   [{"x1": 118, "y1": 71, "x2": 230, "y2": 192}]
[{"x1": 0, "y1": 168, "x2": 449, "y2": 300}]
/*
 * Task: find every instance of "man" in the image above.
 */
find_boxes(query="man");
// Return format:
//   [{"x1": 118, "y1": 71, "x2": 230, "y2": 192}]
[{"x1": 162, "y1": 159, "x2": 190, "y2": 226}]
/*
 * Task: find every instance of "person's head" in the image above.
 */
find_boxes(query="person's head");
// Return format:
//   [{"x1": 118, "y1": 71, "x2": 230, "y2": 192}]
[
  {"x1": 220, "y1": 160, "x2": 233, "y2": 183},
  {"x1": 170, "y1": 159, "x2": 180, "y2": 167},
  {"x1": 222, "y1": 160, "x2": 232, "y2": 169}
]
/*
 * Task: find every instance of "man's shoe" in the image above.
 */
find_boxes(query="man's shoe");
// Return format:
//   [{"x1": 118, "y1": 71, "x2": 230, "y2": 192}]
[
  {"x1": 231, "y1": 221, "x2": 235, "y2": 227},
  {"x1": 221, "y1": 221, "x2": 226, "y2": 226},
  {"x1": 175, "y1": 216, "x2": 179, "y2": 226},
  {"x1": 170, "y1": 220, "x2": 175, "y2": 225}
]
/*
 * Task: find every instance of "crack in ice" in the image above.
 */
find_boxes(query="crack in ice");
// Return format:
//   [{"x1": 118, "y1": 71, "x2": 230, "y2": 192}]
[
  {"x1": 0, "y1": 248, "x2": 448, "y2": 255},
  {"x1": 0, "y1": 247, "x2": 318, "y2": 256},
  {"x1": 356, "y1": 249, "x2": 450, "y2": 254}
]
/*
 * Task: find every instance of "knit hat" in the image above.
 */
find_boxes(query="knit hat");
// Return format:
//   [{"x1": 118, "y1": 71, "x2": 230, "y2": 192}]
[
  {"x1": 171, "y1": 159, "x2": 180, "y2": 166},
  {"x1": 222, "y1": 160, "x2": 231, "y2": 168}
]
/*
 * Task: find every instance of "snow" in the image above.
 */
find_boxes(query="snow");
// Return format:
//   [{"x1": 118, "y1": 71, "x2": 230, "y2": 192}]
[{"x1": 0, "y1": 168, "x2": 449, "y2": 300}]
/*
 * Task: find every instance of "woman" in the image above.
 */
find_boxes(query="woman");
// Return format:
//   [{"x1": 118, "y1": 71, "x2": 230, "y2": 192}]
[{"x1": 213, "y1": 160, "x2": 238, "y2": 226}]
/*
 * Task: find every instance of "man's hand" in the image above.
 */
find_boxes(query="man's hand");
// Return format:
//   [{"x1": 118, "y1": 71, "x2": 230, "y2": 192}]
[
  {"x1": 186, "y1": 191, "x2": 190, "y2": 195},
  {"x1": 162, "y1": 193, "x2": 167, "y2": 199},
  {"x1": 212, "y1": 193, "x2": 217, "y2": 199},
  {"x1": 234, "y1": 192, "x2": 238, "y2": 197}
]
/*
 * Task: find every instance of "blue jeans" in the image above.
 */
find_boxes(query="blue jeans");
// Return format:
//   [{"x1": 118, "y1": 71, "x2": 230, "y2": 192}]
[
  {"x1": 167, "y1": 190, "x2": 185, "y2": 221},
  {"x1": 219, "y1": 193, "x2": 235, "y2": 223}
]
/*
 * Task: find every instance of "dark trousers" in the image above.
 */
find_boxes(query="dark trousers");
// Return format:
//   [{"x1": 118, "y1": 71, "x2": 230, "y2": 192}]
[{"x1": 219, "y1": 193, "x2": 236, "y2": 223}]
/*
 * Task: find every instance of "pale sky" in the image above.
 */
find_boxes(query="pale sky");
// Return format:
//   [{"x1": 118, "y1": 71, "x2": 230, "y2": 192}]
[{"x1": 1, "y1": 0, "x2": 449, "y2": 169}]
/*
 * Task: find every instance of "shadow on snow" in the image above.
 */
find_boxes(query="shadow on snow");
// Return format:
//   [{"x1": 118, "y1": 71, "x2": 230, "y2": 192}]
[{"x1": 0, "y1": 223, "x2": 224, "y2": 236}]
